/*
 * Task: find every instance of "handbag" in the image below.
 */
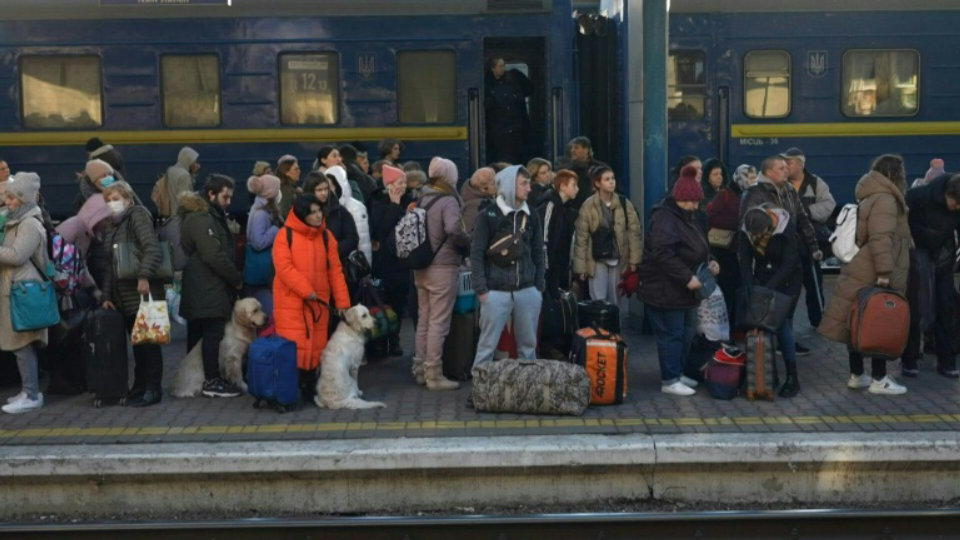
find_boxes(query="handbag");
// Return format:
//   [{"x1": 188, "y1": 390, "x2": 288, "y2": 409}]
[
  {"x1": 591, "y1": 225, "x2": 617, "y2": 260},
  {"x1": 10, "y1": 257, "x2": 61, "y2": 332},
  {"x1": 735, "y1": 285, "x2": 793, "y2": 332},
  {"x1": 131, "y1": 294, "x2": 172, "y2": 345},
  {"x1": 486, "y1": 213, "x2": 528, "y2": 267},
  {"x1": 114, "y1": 240, "x2": 174, "y2": 281},
  {"x1": 707, "y1": 228, "x2": 735, "y2": 249},
  {"x1": 243, "y1": 243, "x2": 273, "y2": 286}
]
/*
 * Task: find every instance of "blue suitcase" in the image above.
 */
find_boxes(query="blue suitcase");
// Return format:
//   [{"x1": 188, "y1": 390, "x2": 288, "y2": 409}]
[{"x1": 246, "y1": 336, "x2": 299, "y2": 412}]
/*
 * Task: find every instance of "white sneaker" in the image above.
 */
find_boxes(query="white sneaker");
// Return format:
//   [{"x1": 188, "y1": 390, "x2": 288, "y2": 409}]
[
  {"x1": 868, "y1": 376, "x2": 907, "y2": 395},
  {"x1": 847, "y1": 373, "x2": 872, "y2": 389},
  {"x1": 2, "y1": 393, "x2": 43, "y2": 414},
  {"x1": 680, "y1": 375, "x2": 699, "y2": 388},
  {"x1": 5, "y1": 391, "x2": 25, "y2": 404},
  {"x1": 661, "y1": 381, "x2": 696, "y2": 396}
]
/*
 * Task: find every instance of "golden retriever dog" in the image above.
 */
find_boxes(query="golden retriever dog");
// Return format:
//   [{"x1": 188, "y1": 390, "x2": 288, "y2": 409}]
[
  {"x1": 171, "y1": 297, "x2": 267, "y2": 398},
  {"x1": 314, "y1": 305, "x2": 386, "y2": 410}
]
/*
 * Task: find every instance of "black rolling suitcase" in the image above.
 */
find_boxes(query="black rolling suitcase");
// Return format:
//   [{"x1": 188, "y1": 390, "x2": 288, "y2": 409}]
[
  {"x1": 577, "y1": 300, "x2": 620, "y2": 334},
  {"x1": 541, "y1": 288, "x2": 578, "y2": 355},
  {"x1": 84, "y1": 309, "x2": 129, "y2": 407},
  {"x1": 443, "y1": 310, "x2": 478, "y2": 381}
]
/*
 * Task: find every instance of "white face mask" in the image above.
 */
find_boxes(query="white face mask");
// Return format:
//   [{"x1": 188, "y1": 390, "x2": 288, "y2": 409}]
[{"x1": 107, "y1": 200, "x2": 127, "y2": 215}]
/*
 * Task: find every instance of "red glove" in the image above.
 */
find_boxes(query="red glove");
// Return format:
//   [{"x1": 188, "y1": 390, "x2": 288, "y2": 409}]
[{"x1": 617, "y1": 269, "x2": 640, "y2": 298}]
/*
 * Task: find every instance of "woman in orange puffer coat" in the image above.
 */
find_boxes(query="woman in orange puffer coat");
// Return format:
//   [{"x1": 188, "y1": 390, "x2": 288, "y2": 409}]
[{"x1": 272, "y1": 194, "x2": 351, "y2": 397}]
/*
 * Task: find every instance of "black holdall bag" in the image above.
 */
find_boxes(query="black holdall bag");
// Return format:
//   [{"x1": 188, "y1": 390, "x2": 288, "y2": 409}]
[{"x1": 736, "y1": 285, "x2": 793, "y2": 332}]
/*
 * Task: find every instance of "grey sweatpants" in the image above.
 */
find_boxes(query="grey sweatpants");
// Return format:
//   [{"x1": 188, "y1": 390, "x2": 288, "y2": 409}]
[
  {"x1": 473, "y1": 286, "x2": 543, "y2": 367},
  {"x1": 14, "y1": 345, "x2": 40, "y2": 400}
]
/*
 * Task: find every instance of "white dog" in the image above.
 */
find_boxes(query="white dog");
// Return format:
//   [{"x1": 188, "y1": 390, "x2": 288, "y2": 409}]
[
  {"x1": 314, "y1": 305, "x2": 386, "y2": 410},
  {"x1": 171, "y1": 297, "x2": 267, "y2": 398}
]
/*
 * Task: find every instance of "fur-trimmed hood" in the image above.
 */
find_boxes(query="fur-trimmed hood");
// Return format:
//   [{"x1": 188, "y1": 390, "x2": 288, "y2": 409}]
[{"x1": 178, "y1": 191, "x2": 209, "y2": 214}]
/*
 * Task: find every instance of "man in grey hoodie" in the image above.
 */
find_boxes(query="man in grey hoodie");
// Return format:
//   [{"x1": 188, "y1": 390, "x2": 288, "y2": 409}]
[
  {"x1": 470, "y1": 165, "x2": 545, "y2": 368},
  {"x1": 166, "y1": 147, "x2": 200, "y2": 216}
]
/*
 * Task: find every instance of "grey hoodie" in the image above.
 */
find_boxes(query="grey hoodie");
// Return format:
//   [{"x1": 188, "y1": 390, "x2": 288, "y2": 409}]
[{"x1": 166, "y1": 146, "x2": 199, "y2": 215}]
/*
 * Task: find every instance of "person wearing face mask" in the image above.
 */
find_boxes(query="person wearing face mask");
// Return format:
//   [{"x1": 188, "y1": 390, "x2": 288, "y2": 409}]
[
  {"x1": 637, "y1": 165, "x2": 719, "y2": 397},
  {"x1": 272, "y1": 193, "x2": 351, "y2": 400},
  {"x1": 100, "y1": 181, "x2": 167, "y2": 407},
  {"x1": 73, "y1": 158, "x2": 133, "y2": 215}
]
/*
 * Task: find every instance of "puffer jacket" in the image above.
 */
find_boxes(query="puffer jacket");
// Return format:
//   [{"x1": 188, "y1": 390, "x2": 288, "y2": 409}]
[
  {"x1": 420, "y1": 185, "x2": 470, "y2": 267},
  {"x1": 636, "y1": 198, "x2": 711, "y2": 310},
  {"x1": 102, "y1": 205, "x2": 166, "y2": 317},
  {"x1": 370, "y1": 190, "x2": 413, "y2": 281},
  {"x1": 246, "y1": 197, "x2": 281, "y2": 252},
  {"x1": 572, "y1": 192, "x2": 643, "y2": 278},
  {"x1": 0, "y1": 206, "x2": 49, "y2": 351},
  {"x1": 272, "y1": 211, "x2": 351, "y2": 371},
  {"x1": 327, "y1": 165, "x2": 371, "y2": 264},
  {"x1": 818, "y1": 170, "x2": 912, "y2": 344},
  {"x1": 178, "y1": 192, "x2": 242, "y2": 321}
]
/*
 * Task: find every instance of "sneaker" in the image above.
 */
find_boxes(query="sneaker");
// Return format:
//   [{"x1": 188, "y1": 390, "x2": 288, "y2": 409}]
[
  {"x1": 680, "y1": 375, "x2": 699, "y2": 388},
  {"x1": 201, "y1": 378, "x2": 242, "y2": 398},
  {"x1": 937, "y1": 366, "x2": 960, "y2": 379},
  {"x1": 868, "y1": 376, "x2": 907, "y2": 395},
  {"x1": 794, "y1": 342, "x2": 811, "y2": 356},
  {"x1": 901, "y1": 361, "x2": 919, "y2": 378},
  {"x1": 661, "y1": 381, "x2": 696, "y2": 396},
  {"x1": 847, "y1": 373, "x2": 871, "y2": 389},
  {"x1": 2, "y1": 393, "x2": 43, "y2": 414},
  {"x1": 5, "y1": 391, "x2": 25, "y2": 404}
]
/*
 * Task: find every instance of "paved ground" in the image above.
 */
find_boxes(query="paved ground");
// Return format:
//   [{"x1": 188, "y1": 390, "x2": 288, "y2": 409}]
[{"x1": 1, "y1": 277, "x2": 958, "y2": 446}]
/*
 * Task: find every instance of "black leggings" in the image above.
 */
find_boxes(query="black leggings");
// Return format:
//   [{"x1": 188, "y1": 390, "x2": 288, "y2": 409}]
[
  {"x1": 848, "y1": 350, "x2": 886, "y2": 380},
  {"x1": 187, "y1": 318, "x2": 227, "y2": 381}
]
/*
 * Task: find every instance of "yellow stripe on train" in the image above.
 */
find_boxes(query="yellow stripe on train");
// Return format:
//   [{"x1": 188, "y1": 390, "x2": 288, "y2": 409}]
[
  {"x1": 731, "y1": 121, "x2": 960, "y2": 138},
  {"x1": 0, "y1": 126, "x2": 468, "y2": 147}
]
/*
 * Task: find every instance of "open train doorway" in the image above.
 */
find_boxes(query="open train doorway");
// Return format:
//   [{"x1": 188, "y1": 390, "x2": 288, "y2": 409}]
[{"x1": 483, "y1": 37, "x2": 547, "y2": 165}]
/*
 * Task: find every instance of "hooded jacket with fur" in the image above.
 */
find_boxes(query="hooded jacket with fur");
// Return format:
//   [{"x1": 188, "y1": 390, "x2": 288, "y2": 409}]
[{"x1": 177, "y1": 191, "x2": 242, "y2": 320}]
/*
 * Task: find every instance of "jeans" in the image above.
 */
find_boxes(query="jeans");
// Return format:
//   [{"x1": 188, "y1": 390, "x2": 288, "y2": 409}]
[
  {"x1": 646, "y1": 304, "x2": 698, "y2": 384},
  {"x1": 776, "y1": 318, "x2": 797, "y2": 371},
  {"x1": 187, "y1": 318, "x2": 226, "y2": 381},
  {"x1": 473, "y1": 287, "x2": 543, "y2": 367}
]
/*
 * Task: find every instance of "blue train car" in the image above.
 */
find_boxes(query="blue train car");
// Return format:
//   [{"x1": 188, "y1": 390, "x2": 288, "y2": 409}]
[
  {"x1": 0, "y1": 0, "x2": 576, "y2": 218},
  {"x1": 667, "y1": 2, "x2": 960, "y2": 206}
]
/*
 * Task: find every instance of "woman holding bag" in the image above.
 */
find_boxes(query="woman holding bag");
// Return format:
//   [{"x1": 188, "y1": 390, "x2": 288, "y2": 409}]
[
  {"x1": 1, "y1": 172, "x2": 49, "y2": 414},
  {"x1": 101, "y1": 181, "x2": 167, "y2": 407}
]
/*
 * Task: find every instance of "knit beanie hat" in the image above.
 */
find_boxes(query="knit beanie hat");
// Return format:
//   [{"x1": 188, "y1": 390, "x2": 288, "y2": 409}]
[
  {"x1": 251, "y1": 161, "x2": 271, "y2": 176},
  {"x1": 6, "y1": 171, "x2": 41, "y2": 204},
  {"x1": 672, "y1": 165, "x2": 703, "y2": 202},
  {"x1": 85, "y1": 159, "x2": 113, "y2": 180},
  {"x1": 382, "y1": 165, "x2": 405, "y2": 186},
  {"x1": 925, "y1": 158, "x2": 945, "y2": 183},
  {"x1": 428, "y1": 156, "x2": 458, "y2": 189},
  {"x1": 247, "y1": 174, "x2": 282, "y2": 200}
]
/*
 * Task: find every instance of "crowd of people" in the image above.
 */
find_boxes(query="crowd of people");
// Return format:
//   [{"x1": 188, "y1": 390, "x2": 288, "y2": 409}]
[{"x1": 0, "y1": 133, "x2": 957, "y2": 415}]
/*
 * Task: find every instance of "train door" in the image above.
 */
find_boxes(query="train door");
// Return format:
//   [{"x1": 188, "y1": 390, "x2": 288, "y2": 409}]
[
  {"x1": 482, "y1": 38, "x2": 547, "y2": 165},
  {"x1": 667, "y1": 49, "x2": 715, "y2": 164}
]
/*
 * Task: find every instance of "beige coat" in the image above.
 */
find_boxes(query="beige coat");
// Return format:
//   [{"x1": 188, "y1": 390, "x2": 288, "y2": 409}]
[
  {"x1": 818, "y1": 171, "x2": 912, "y2": 344},
  {"x1": 0, "y1": 206, "x2": 49, "y2": 351},
  {"x1": 572, "y1": 193, "x2": 642, "y2": 278}
]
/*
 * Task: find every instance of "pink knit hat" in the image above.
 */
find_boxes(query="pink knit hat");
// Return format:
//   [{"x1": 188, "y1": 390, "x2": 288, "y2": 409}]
[
  {"x1": 382, "y1": 165, "x2": 405, "y2": 186},
  {"x1": 84, "y1": 159, "x2": 112, "y2": 180},
  {"x1": 247, "y1": 174, "x2": 282, "y2": 200},
  {"x1": 428, "y1": 156, "x2": 458, "y2": 189}
]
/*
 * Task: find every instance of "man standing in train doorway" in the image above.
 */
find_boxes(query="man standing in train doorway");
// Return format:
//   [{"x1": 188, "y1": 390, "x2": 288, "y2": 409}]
[
  {"x1": 781, "y1": 147, "x2": 835, "y2": 340},
  {"x1": 484, "y1": 56, "x2": 532, "y2": 165}
]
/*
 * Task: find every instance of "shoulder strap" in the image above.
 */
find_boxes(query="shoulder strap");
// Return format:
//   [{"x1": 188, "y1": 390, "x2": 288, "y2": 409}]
[{"x1": 287, "y1": 226, "x2": 330, "y2": 270}]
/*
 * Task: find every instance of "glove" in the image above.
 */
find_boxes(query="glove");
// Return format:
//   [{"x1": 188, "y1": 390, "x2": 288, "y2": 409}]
[{"x1": 617, "y1": 269, "x2": 640, "y2": 298}]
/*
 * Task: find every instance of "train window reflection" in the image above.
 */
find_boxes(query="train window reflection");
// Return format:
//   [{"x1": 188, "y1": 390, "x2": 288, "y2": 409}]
[
  {"x1": 668, "y1": 50, "x2": 706, "y2": 121},
  {"x1": 21, "y1": 55, "x2": 101, "y2": 129},
  {"x1": 279, "y1": 53, "x2": 339, "y2": 125},
  {"x1": 744, "y1": 50, "x2": 790, "y2": 119},
  {"x1": 398, "y1": 51, "x2": 456, "y2": 124},
  {"x1": 161, "y1": 55, "x2": 220, "y2": 128},
  {"x1": 842, "y1": 50, "x2": 918, "y2": 117}
]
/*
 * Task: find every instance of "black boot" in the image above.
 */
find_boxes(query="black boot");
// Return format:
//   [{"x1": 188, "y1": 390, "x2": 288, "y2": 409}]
[
  {"x1": 779, "y1": 359, "x2": 800, "y2": 397},
  {"x1": 128, "y1": 388, "x2": 162, "y2": 407}
]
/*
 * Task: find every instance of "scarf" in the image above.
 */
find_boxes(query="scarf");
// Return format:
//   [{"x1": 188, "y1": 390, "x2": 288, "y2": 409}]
[{"x1": 747, "y1": 209, "x2": 780, "y2": 256}]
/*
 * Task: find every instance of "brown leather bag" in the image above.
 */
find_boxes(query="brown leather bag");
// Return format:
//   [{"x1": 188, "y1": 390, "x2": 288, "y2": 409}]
[{"x1": 849, "y1": 287, "x2": 910, "y2": 358}]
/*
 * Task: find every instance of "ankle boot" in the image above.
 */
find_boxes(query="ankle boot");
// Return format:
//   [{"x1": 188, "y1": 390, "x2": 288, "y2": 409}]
[
  {"x1": 779, "y1": 359, "x2": 800, "y2": 397},
  {"x1": 128, "y1": 388, "x2": 162, "y2": 407},
  {"x1": 412, "y1": 356, "x2": 426, "y2": 385},
  {"x1": 425, "y1": 365, "x2": 459, "y2": 391}
]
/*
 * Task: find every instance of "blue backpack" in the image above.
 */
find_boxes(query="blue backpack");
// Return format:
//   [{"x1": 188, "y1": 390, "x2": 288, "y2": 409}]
[{"x1": 246, "y1": 336, "x2": 299, "y2": 412}]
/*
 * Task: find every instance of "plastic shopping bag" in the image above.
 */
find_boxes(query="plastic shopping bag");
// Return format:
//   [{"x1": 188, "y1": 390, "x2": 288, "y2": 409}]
[
  {"x1": 132, "y1": 294, "x2": 171, "y2": 345},
  {"x1": 697, "y1": 287, "x2": 730, "y2": 342}
]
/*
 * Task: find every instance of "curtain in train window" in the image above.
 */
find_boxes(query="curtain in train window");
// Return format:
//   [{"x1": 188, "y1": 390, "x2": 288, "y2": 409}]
[
  {"x1": 842, "y1": 50, "x2": 918, "y2": 117},
  {"x1": 279, "y1": 53, "x2": 339, "y2": 125},
  {"x1": 21, "y1": 56, "x2": 102, "y2": 129},
  {"x1": 744, "y1": 50, "x2": 790, "y2": 119},
  {"x1": 161, "y1": 55, "x2": 220, "y2": 128},
  {"x1": 667, "y1": 50, "x2": 706, "y2": 121},
  {"x1": 397, "y1": 51, "x2": 456, "y2": 124}
]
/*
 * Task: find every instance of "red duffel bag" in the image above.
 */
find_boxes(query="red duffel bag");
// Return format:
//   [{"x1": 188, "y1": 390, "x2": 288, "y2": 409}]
[{"x1": 849, "y1": 286, "x2": 910, "y2": 358}]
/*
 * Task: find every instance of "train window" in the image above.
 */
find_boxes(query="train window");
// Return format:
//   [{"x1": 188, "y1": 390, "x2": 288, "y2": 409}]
[
  {"x1": 279, "y1": 53, "x2": 339, "y2": 125},
  {"x1": 161, "y1": 55, "x2": 220, "y2": 128},
  {"x1": 20, "y1": 55, "x2": 101, "y2": 129},
  {"x1": 667, "y1": 51, "x2": 706, "y2": 121},
  {"x1": 744, "y1": 50, "x2": 791, "y2": 119},
  {"x1": 397, "y1": 51, "x2": 456, "y2": 123},
  {"x1": 842, "y1": 50, "x2": 919, "y2": 117}
]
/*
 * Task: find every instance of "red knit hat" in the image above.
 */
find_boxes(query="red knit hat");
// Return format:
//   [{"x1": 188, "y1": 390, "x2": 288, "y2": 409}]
[{"x1": 672, "y1": 165, "x2": 703, "y2": 202}]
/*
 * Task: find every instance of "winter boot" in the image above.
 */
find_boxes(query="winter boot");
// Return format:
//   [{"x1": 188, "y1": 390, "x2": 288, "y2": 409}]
[
  {"x1": 425, "y1": 364, "x2": 459, "y2": 391},
  {"x1": 778, "y1": 358, "x2": 800, "y2": 398},
  {"x1": 411, "y1": 356, "x2": 426, "y2": 385}
]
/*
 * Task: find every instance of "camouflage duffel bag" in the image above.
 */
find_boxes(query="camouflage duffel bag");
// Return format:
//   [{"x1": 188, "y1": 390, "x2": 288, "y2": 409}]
[{"x1": 471, "y1": 358, "x2": 590, "y2": 415}]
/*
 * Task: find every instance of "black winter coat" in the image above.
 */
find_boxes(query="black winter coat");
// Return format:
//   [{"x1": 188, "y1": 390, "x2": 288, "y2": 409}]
[
  {"x1": 178, "y1": 193, "x2": 242, "y2": 321},
  {"x1": 906, "y1": 172, "x2": 960, "y2": 262},
  {"x1": 323, "y1": 195, "x2": 360, "y2": 266},
  {"x1": 741, "y1": 177, "x2": 819, "y2": 255},
  {"x1": 536, "y1": 188, "x2": 576, "y2": 289},
  {"x1": 637, "y1": 199, "x2": 711, "y2": 310},
  {"x1": 370, "y1": 191, "x2": 412, "y2": 281},
  {"x1": 470, "y1": 203, "x2": 545, "y2": 295},
  {"x1": 738, "y1": 219, "x2": 802, "y2": 298}
]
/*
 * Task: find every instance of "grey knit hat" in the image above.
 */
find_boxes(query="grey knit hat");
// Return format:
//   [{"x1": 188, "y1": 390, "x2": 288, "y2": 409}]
[{"x1": 5, "y1": 171, "x2": 41, "y2": 203}]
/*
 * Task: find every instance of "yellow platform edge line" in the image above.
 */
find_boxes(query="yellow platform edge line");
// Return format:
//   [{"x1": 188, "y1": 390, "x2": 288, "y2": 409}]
[
  {"x1": 0, "y1": 126, "x2": 468, "y2": 147},
  {"x1": 731, "y1": 121, "x2": 960, "y2": 138}
]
